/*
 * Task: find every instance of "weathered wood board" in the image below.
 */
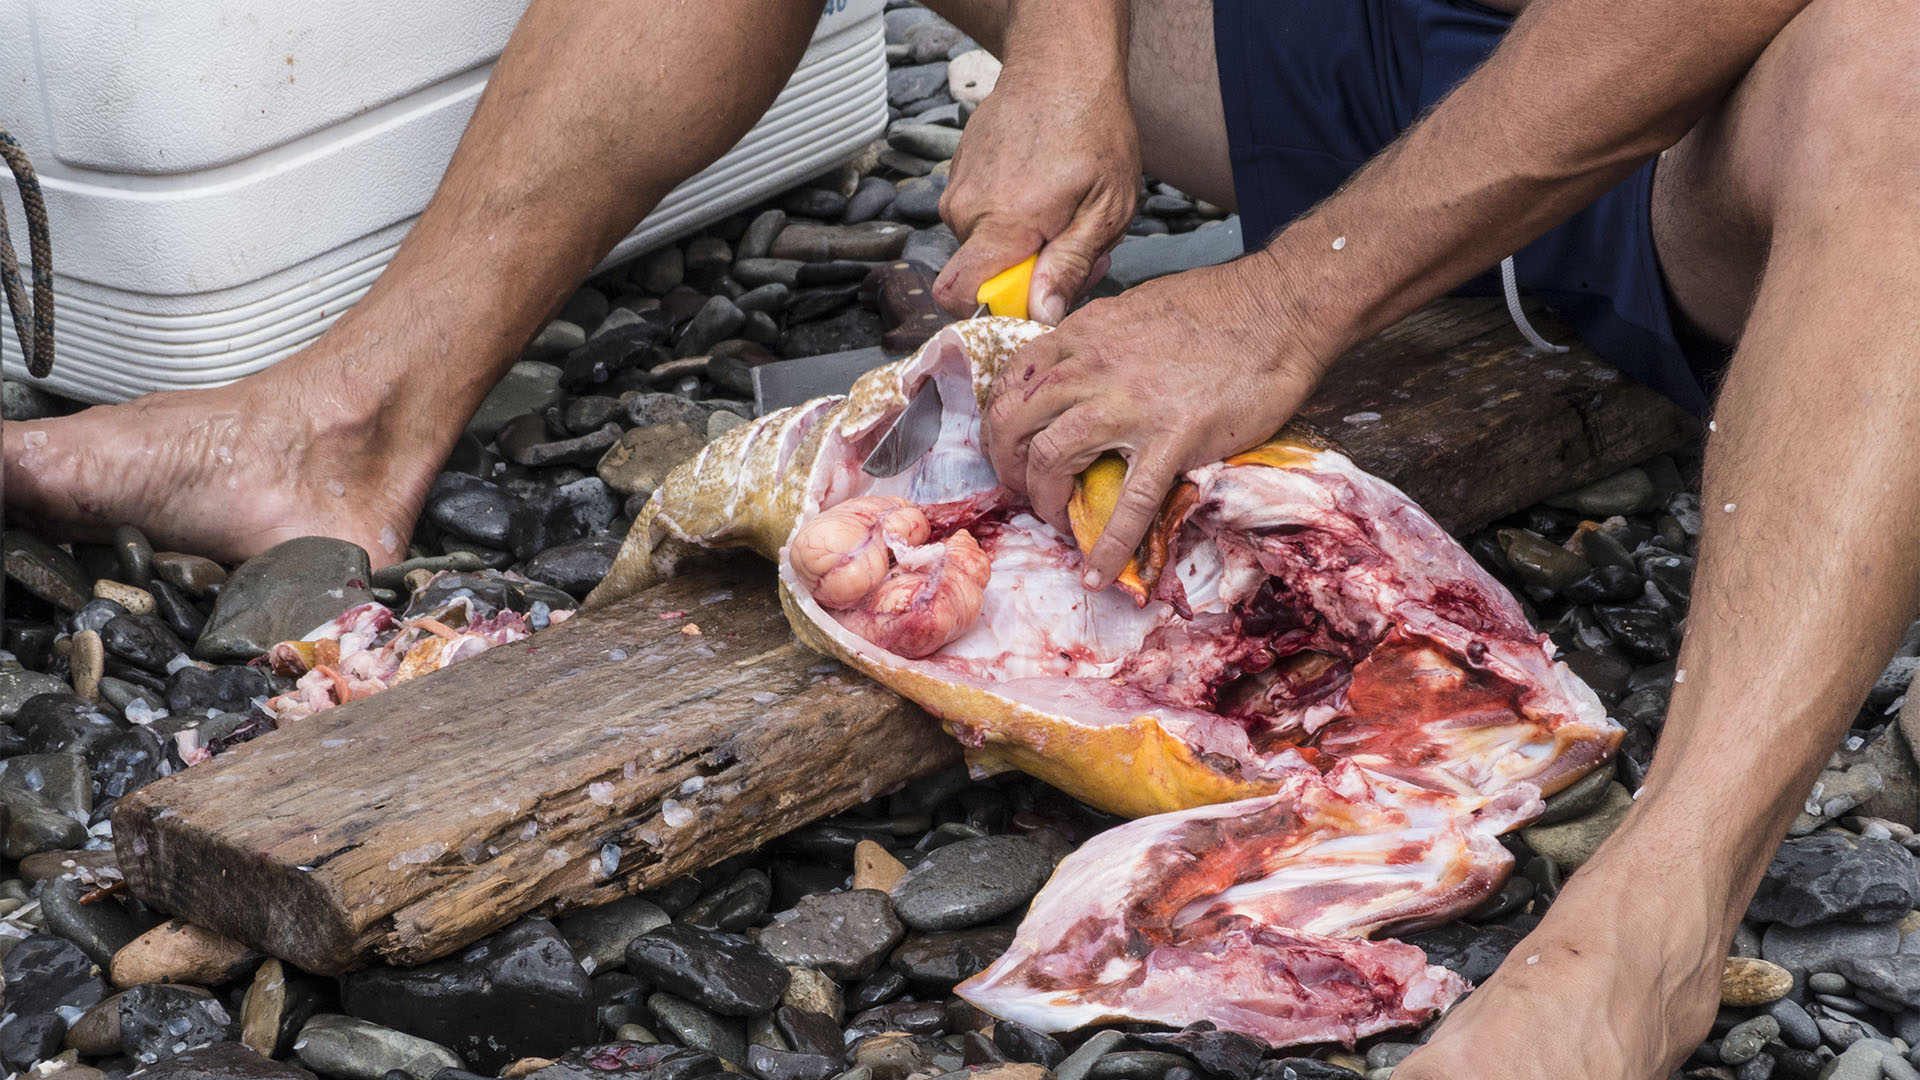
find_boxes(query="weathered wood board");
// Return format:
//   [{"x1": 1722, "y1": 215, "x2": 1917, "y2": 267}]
[
  {"x1": 113, "y1": 297, "x2": 1697, "y2": 975},
  {"x1": 114, "y1": 559, "x2": 959, "y2": 974},
  {"x1": 1298, "y1": 298, "x2": 1698, "y2": 533}
]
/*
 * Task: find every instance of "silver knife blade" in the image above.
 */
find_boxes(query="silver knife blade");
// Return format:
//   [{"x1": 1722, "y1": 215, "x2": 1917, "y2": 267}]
[{"x1": 861, "y1": 378, "x2": 944, "y2": 478}]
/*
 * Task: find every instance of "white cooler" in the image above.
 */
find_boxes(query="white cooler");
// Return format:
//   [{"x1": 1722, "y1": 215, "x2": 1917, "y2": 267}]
[{"x1": 0, "y1": 0, "x2": 888, "y2": 403}]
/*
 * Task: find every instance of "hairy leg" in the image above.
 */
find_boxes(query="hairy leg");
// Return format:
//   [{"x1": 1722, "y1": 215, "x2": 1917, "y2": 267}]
[
  {"x1": 3, "y1": 0, "x2": 824, "y2": 565},
  {"x1": 1401, "y1": 2, "x2": 1920, "y2": 1077}
]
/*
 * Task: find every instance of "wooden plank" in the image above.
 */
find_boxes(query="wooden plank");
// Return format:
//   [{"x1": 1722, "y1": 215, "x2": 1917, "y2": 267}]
[
  {"x1": 1302, "y1": 298, "x2": 1700, "y2": 533},
  {"x1": 112, "y1": 557, "x2": 960, "y2": 974},
  {"x1": 112, "y1": 298, "x2": 1696, "y2": 975}
]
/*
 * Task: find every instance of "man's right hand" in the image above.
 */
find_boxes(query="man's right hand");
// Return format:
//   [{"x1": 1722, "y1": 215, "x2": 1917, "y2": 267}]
[{"x1": 932, "y1": 53, "x2": 1140, "y2": 325}]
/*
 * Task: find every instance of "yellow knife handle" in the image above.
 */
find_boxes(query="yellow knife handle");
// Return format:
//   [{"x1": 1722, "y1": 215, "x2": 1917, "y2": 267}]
[{"x1": 976, "y1": 255, "x2": 1039, "y2": 320}]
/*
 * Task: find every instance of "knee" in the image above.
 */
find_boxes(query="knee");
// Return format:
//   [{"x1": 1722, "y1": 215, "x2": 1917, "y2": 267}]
[{"x1": 1764, "y1": 0, "x2": 1920, "y2": 213}]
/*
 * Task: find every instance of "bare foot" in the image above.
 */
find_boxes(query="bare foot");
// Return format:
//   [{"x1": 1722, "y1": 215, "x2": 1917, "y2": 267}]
[
  {"x1": 1394, "y1": 850, "x2": 1727, "y2": 1080},
  {"x1": 3, "y1": 360, "x2": 443, "y2": 569}
]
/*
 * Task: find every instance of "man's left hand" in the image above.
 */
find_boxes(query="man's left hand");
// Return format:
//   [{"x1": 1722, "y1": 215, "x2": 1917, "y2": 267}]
[{"x1": 983, "y1": 258, "x2": 1322, "y2": 588}]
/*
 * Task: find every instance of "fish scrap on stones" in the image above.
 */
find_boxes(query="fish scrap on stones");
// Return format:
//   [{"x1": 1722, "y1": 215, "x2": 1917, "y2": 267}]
[
  {"x1": 586, "y1": 317, "x2": 1622, "y2": 1047},
  {"x1": 171, "y1": 571, "x2": 576, "y2": 766}
]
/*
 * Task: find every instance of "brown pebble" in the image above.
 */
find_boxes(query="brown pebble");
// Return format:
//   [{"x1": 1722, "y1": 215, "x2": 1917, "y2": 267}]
[
  {"x1": 17, "y1": 848, "x2": 118, "y2": 885},
  {"x1": 1898, "y1": 909, "x2": 1920, "y2": 938},
  {"x1": 853, "y1": 840, "x2": 909, "y2": 893},
  {"x1": 240, "y1": 957, "x2": 287, "y2": 1056},
  {"x1": 92, "y1": 578, "x2": 156, "y2": 616},
  {"x1": 111, "y1": 918, "x2": 259, "y2": 989},
  {"x1": 152, "y1": 551, "x2": 228, "y2": 596},
  {"x1": 500, "y1": 1058, "x2": 556, "y2": 1079},
  {"x1": 71, "y1": 629, "x2": 105, "y2": 703},
  {"x1": 1721, "y1": 956, "x2": 1793, "y2": 1007},
  {"x1": 63, "y1": 992, "x2": 125, "y2": 1056},
  {"x1": 403, "y1": 568, "x2": 437, "y2": 594}
]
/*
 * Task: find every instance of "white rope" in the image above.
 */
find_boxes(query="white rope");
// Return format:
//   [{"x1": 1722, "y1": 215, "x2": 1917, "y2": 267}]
[{"x1": 1500, "y1": 255, "x2": 1569, "y2": 353}]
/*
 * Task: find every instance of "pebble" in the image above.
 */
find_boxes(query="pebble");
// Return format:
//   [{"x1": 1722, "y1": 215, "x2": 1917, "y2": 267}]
[
  {"x1": 293, "y1": 1014, "x2": 465, "y2": 1080},
  {"x1": 947, "y1": 50, "x2": 1000, "y2": 106},
  {"x1": 1102, "y1": 219, "x2": 1243, "y2": 288},
  {"x1": 1496, "y1": 528, "x2": 1591, "y2": 592},
  {"x1": 624, "y1": 924, "x2": 789, "y2": 1016},
  {"x1": 100, "y1": 613, "x2": 188, "y2": 674},
  {"x1": 1, "y1": 783, "x2": 88, "y2": 856},
  {"x1": 772, "y1": 1003, "x2": 842, "y2": 1057},
  {"x1": 151, "y1": 580, "x2": 208, "y2": 641},
  {"x1": 1055, "y1": 1030, "x2": 1128, "y2": 1080},
  {"x1": 118, "y1": 983, "x2": 239, "y2": 1064},
  {"x1": 676, "y1": 296, "x2": 748, "y2": 359},
  {"x1": 111, "y1": 919, "x2": 258, "y2": 989},
  {"x1": 597, "y1": 422, "x2": 708, "y2": 497},
  {"x1": 1401, "y1": 922, "x2": 1527, "y2": 985},
  {"x1": 1822, "y1": 1038, "x2": 1896, "y2": 1080},
  {"x1": 1562, "y1": 564, "x2": 1643, "y2": 604},
  {"x1": 1544, "y1": 467, "x2": 1660, "y2": 517},
  {"x1": 1749, "y1": 833, "x2": 1919, "y2": 927},
  {"x1": 888, "y1": 926, "x2": 1016, "y2": 988},
  {"x1": 1721, "y1": 957, "x2": 1794, "y2": 1007},
  {"x1": 556, "y1": 896, "x2": 671, "y2": 974},
  {"x1": 892, "y1": 175, "x2": 946, "y2": 224},
  {"x1": 471, "y1": 362, "x2": 566, "y2": 442},
  {"x1": 151, "y1": 553, "x2": 227, "y2": 597},
  {"x1": 6, "y1": 530, "x2": 95, "y2": 611},
  {"x1": 129, "y1": 1042, "x2": 318, "y2": 1080},
  {"x1": 1533, "y1": 762, "x2": 1618, "y2": 826},
  {"x1": 1765, "y1": 997, "x2": 1822, "y2": 1049},
  {"x1": 66, "y1": 993, "x2": 126, "y2": 1056},
  {"x1": 70, "y1": 629, "x2": 105, "y2": 702},
  {"x1": 110, "y1": 525, "x2": 156, "y2": 589},
  {"x1": 196, "y1": 538, "x2": 377, "y2": 662},
  {"x1": 40, "y1": 872, "x2": 137, "y2": 967},
  {"x1": 682, "y1": 869, "x2": 774, "y2": 933},
  {"x1": 1718, "y1": 1015, "x2": 1779, "y2": 1064},
  {"x1": 1518, "y1": 781, "x2": 1631, "y2": 871},
  {"x1": 341, "y1": 919, "x2": 594, "y2": 1073},
  {"x1": 1834, "y1": 954, "x2": 1920, "y2": 1010},
  {"x1": 0, "y1": 934, "x2": 110, "y2": 1071},
  {"x1": 758, "y1": 889, "x2": 904, "y2": 980},
  {"x1": 1763, "y1": 921, "x2": 1901, "y2": 979},
  {"x1": 852, "y1": 841, "x2": 909, "y2": 892},
  {"x1": 0, "y1": 668, "x2": 73, "y2": 721},
  {"x1": 886, "y1": 123, "x2": 962, "y2": 161},
  {"x1": 645, "y1": 993, "x2": 745, "y2": 1064},
  {"x1": 94, "y1": 578, "x2": 156, "y2": 616},
  {"x1": 889, "y1": 835, "x2": 1054, "y2": 930},
  {"x1": 770, "y1": 222, "x2": 912, "y2": 264}
]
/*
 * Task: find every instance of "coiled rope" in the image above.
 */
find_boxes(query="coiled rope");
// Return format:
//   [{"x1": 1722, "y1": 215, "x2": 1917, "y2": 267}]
[{"x1": 0, "y1": 127, "x2": 54, "y2": 377}]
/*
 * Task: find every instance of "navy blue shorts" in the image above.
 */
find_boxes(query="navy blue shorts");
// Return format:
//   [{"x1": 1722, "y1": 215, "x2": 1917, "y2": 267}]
[{"x1": 1213, "y1": 0, "x2": 1720, "y2": 414}]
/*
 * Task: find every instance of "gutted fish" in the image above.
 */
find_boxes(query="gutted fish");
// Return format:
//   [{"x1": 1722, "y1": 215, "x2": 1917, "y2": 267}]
[{"x1": 589, "y1": 318, "x2": 1619, "y2": 1045}]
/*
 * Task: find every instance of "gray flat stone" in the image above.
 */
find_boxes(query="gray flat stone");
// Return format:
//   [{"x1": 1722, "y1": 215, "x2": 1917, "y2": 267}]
[{"x1": 196, "y1": 538, "x2": 376, "y2": 662}]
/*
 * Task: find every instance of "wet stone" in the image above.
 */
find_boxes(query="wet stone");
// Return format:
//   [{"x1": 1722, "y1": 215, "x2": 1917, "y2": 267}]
[
  {"x1": 781, "y1": 309, "x2": 884, "y2": 358},
  {"x1": 770, "y1": 1005, "x2": 840, "y2": 1059},
  {"x1": 1748, "y1": 834, "x2": 1919, "y2": 927},
  {"x1": 889, "y1": 836, "x2": 1053, "y2": 931},
  {"x1": 676, "y1": 297, "x2": 747, "y2": 359},
  {"x1": 850, "y1": 1032, "x2": 960, "y2": 1080},
  {"x1": 1496, "y1": 529, "x2": 1589, "y2": 593},
  {"x1": 166, "y1": 665, "x2": 273, "y2": 716},
  {"x1": 888, "y1": 926, "x2": 1016, "y2": 988},
  {"x1": 151, "y1": 553, "x2": 227, "y2": 598},
  {"x1": 1087, "y1": 1051, "x2": 1191, "y2": 1080},
  {"x1": 1519, "y1": 781, "x2": 1631, "y2": 871},
  {"x1": 0, "y1": 668, "x2": 72, "y2": 723},
  {"x1": 744, "y1": 1045, "x2": 838, "y2": 1080},
  {"x1": 110, "y1": 919, "x2": 258, "y2": 990},
  {"x1": 886, "y1": 123, "x2": 962, "y2": 162},
  {"x1": 758, "y1": 889, "x2": 904, "y2": 980},
  {"x1": 14, "y1": 693, "x2": 123, "y2": 755},
  {"x1": 779, "y1": 967, "x2": 842, "y2": 1022},
  {"x1": 1401, "y1": 922, "x2": 1527, "y2": 985},
  {"x1": 100, "y1": 614, "x2": 188, "y2": 674},
  {"x1": 892, "y1": 175, "x2": 946, "y2": 225},
  {"x1": 41, "y1": 870, "x2": 137, "y2": 967},
  {"x1": 597, "y1": 423, "x2": 707, "y2": 498},
  {"x1": 528, "y1": 1042, "x2": 723, "y2": 1080},
  {"x1": 241, "y1": 958, "x2": 324, "y2": 1059},
  {"x1": 624, "y1": 924, "x2": 790, "y2": 1016},
  {"x1": 782, "y1": 187, "x2": 848, "y2": 221},
  {"x1": 0, "y1": 933, "x2": 110, "y2": 1071},
  {"x1": 846, "y1": 1000, "x2": 945, "y2": 1037},
  {"x1": 6, "y1": 531, "x2": 94, "y2": 611},
  {"x1": 94, "y1": 725, "x2": 167, "y2": 800},
  {"x1": 1546, "y1": 467, "x2": 1659, "y2": 517},
  {"x1": 196, "y1": 538, "x2": 377, "y2": 662},
  {"x1": 119, "y1": 983, "x2": 238, "y2": 1065},
  {"x1": 1593, "y1": 604, "x2": 1676, "y2": 662},
  {"x1": 67, "y1": 991, "x2": 126, "y2": 1055},
  {"x1": 1563, "y1": 565, "x2": 1642, "y2": 604},
  {"x1": 646, "y1": 993, "x2": 744, "y2": 1065},
  {"x1": 1718, "y1": 1015, "x2": 1779, "y2": 1065},
  {"x1": 507, "y1": 422, "x2": 623, "y2": 471},
  {"x1": 150, "y1": 581, "x2": 207, "y2": 642},
  {"x1": 111, "y1": 525, "x2": 155, "y2": 589},
  {"x1": 1, "y1": 783, "x2": 89, "y2": 856},
  {"x1": 128, "y1": 1042, "x2": 317, "y2": 1080},
  {"x1": 556, "y1": 896, "x2": 671, "y2": 974},
  {"x1": 770, "y1": 222, "x2": 912, "y2": 264},
  {"x1": 293, "y1": 1015, "x2": 465, "y2": 1080},
  {"x1": 340, "y1": 918, "x2": 594, "y2": 1074}
]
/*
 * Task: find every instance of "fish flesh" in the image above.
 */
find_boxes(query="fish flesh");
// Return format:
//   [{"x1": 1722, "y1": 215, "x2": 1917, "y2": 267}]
[{"x1": 589, "y1": 318, "x2": 1619, "y2": 1045}]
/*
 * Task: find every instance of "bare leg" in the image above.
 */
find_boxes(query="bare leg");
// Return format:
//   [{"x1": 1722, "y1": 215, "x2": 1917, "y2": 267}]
[
  {"x1": 3, "y1": 0, "x2": 823, "y2": 566},
  {"x1": 1402, "y1": 1, "x2": 1920, "y2": 1076}
]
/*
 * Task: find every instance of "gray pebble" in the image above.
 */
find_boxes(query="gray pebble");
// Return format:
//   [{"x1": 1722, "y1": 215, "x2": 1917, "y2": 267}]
[
  {"x1": 1766, "y1": 997, "x2": 1822, "y2": 1049},
  {"x1": 1054, "y1": 1030, "x2": 1128, "y2": 1080}
]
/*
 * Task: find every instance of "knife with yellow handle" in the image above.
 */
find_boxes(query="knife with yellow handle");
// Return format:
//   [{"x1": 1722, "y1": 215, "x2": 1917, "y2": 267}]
[{"x1": 861, "y1": 255, "x2": 1039, "y2": 478}]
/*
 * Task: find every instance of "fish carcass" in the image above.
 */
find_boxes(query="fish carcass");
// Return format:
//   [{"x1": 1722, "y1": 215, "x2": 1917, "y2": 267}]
[{"x1": 588, "y1": 318, "x2": 1620, "y2": 1046}]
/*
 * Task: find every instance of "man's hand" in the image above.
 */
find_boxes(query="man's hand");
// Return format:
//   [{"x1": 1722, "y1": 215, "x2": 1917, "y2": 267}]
[
  {"x1": 982, "y1": 257, "x2": 1322, "y2": 588},
  {"x1": 933, "y1": 55, "x2": 1140, "y2": 325}
]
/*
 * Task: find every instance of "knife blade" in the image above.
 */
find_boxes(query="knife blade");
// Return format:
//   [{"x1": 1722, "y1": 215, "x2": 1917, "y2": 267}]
[{"x1": 857, "y1": 256, "x2": 1037, "y2": 478}]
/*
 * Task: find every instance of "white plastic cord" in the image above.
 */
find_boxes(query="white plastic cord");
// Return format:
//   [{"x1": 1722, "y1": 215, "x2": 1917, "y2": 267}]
[{"x1": 1500, "y1": 255, "x2": 1570, "y2": 353}]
